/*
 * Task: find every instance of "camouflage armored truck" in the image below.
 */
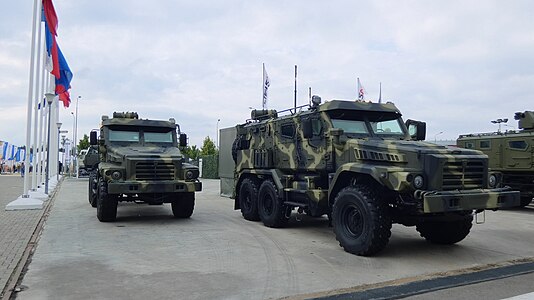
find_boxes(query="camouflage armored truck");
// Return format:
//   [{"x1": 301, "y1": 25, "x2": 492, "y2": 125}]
[
  {"x1": 458, "y1": 111, "x2": 534, "y2": 207},
  {"x1": 89, "y1": 112, "x2": 202, "y2": 222},
  {"x1": 230, "y1": 97, "x2": 520, "y2": 256}
]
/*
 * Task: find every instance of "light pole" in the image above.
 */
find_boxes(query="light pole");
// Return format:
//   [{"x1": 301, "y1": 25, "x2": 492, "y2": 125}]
[
  {"x1": 216, "y1": 119, "x2": 220, "y2": 149},
  {"x1": 491, "y1": 118, "x2": 508, "y2": 133},
  {"x1": 71, "y1": 111, "x2": 75, "y2": 176},
  {"x1": 56, "y1": 122, "x2": 62, "y2": 181},
  {"x1": 44, "y1": 93, "x2": 54, "y2": 194},
  {"x1": 434, "y1": 131, "x2": 443, "y2": 143},
  {"x1": 74, "y1": 95, "x2": 80, "y2": 177}
]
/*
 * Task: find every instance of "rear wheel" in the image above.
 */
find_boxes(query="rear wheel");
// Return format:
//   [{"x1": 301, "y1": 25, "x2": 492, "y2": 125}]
[
  {"x1": 239, "y1": 178, "x2": 260, "y2": 221},
  {"x1": 172, "y1": 192, "x2": 195, "y2": 218},
  {"x1": 416, "y1": 215, "x2": 473, "y2": 244},
  {"x1": 96, "y1": 179, "x2": 117, "y2": 222},
  {"x1": 258, "y1": 179, "x2": 289, "y2": 228},
  {"x1": 332, "y1": 185, "x2": 392, "y2": 256}
]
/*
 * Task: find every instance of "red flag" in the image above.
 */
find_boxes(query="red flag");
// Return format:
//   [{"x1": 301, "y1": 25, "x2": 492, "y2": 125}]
[{"x1": 42, "y1": 0, "x2": 58, "y2": 36}]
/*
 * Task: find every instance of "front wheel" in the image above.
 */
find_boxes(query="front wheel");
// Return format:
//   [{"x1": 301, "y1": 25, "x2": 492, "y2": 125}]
[
  {"x1": 258, "y1": 180, "x2": 289, "y2": 228},
  {"x1": 519, "y1": 196, "x2": 532, "y2": 207},
  {"x1": 171, "y1": 192, "x2": 195, "y2": 218},
  {"x1": 88, "y1": 172, "x2": 97, "y2": 207},
  {"x1": 332, "y1": 185, "x2": 392, "y2": 256},
  {"x1": 416, "y1": 216, "x2": 473, "y2": 244},
  {"x1": 96, "y1": 179, "x2": 117, "y2": 222}
]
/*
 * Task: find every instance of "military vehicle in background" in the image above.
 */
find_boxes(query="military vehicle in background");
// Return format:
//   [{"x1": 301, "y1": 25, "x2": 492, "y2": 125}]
[
  {"x1": 89, "y1": 112, "x2": 202, "y2": 222},
  {"x1": 78, "y1": 145, "x2": 99, "y2": 177},
  {"x1": 226, "y1": 96, "x2": 520, "y2": 256},
  {"x1": 458, "y1": 111, "x2": 534, "y2": 207}
]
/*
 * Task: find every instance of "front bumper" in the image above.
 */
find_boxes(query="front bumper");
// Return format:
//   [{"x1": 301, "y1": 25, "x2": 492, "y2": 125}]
[
  {"x1": 108, "y1": 180, "x2": 202, "y2": 194},
  {"x1": 421, "y1": 187, "x2": 520, "y2": 213}
]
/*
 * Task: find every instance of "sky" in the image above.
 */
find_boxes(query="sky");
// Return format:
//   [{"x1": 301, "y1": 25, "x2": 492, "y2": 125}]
[{"x1": 1, "y1": 0, "x2": 534, "y2": 148}]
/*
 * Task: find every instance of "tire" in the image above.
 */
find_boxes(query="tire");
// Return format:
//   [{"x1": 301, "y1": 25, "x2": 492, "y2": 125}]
[
  {"x1": 88, "y1": 172, "x2": 97, "y2": 207},
  {"x1": 172, "y1": 192, "x2": 195, "y2": 218},
  {"x1": 239, "y1": 178, "x2": 260, "y2": 221},
  {"x1": 332, "y1": 185, "x2": 392, "y2": 256},
  {"x1": 519, "y1": 196, "x2": 533, "y2": 207},
  {"x1": 416, "y1": 216, "x2": 473, "y2": 244},
  {"x1": 96, "y1": 178, "x2": 117, "y2": 222},
  {"x1": 258, "y1": 179, "x2": 289, "y2": 228}
]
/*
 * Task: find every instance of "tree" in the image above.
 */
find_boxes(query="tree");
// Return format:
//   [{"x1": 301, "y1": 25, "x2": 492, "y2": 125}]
[
  {"x1": 200, "y1": 136, "x2": 217, "y2": 156},
  {"x1": 182, "y1": 145, "x2": 200, "y2": 161},
  {"x1": 77, "y1": 134, "x2": 90, "y2": 153}
]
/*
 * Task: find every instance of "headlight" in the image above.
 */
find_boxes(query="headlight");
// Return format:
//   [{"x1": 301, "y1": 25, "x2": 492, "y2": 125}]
[
  {"x1": 111, "y1": 171, "x2": 122, "y2": 180},
  {"x1": 488, "y1": 174, "x2": 497, "y2": 188},
  {"x1": 184, "y1": 168, "x2": 199, "y2": 180},
  {"x1": 186, "y1": 170, "x2": 194, "y2": 179},
  {"x1": 413, "y1": 175, "x2": 424, "y2": 189}
]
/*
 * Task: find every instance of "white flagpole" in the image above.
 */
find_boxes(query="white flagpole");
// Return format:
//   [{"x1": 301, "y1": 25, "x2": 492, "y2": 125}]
[
  {"x1": 23, "y1": 0, "x2": 42, "y2": 197},
  {"x1": 37, "y1": 46, "x2": 47, "y2": 188},
  {"x1": 262, "y1": 63, "x2": 266, "y2": 110},
  {"x1": 31, "y1": 8, "x2": 44, "y2": 191},
  {"x1": 6, "y1": 0, "x2": 44, "y2": 210}
]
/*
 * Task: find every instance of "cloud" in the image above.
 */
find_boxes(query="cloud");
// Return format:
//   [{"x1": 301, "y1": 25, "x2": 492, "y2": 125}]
[{"x1": 1, "y1": 0, "x2": 534, "y2": 148}]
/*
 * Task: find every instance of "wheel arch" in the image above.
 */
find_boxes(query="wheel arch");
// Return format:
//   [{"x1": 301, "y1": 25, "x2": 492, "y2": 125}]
[
  {"x1": 235, "y1": 169, "x2": 285, "y2": 209},
  {"x1": 328, "y1": 166, "x2": 385, "y2": 206}
]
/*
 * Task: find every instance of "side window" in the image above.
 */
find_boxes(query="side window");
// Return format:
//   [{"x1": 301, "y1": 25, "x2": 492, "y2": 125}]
[
  {"x1": 464, "y1": 142, "x2": 474, "y2": 149},
  {"x1": 312, "y1": 119, "x2": 322, "y2": 136},
  {"x1": 281, "y1": 123, "x2": 295, "y2": 138},
  {"x1": 479, "y1": 140, "x2": 491, "y2": 149},
  {"x1": 509, "y1": 140, "x2": 528, "y2": 150}
]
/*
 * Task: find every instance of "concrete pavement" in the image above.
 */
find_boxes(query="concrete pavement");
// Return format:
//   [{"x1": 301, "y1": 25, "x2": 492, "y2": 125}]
[
  {"x1": 0, "y1": 175, "x2": 49, "y2": 299},
  {"x1": 6, "y1": 178, "x2": 533, "y2": 299}
]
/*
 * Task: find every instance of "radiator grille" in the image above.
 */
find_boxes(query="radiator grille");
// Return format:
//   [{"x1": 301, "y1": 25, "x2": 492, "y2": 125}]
[
  {"x1": 135, "y1": 161, "x2": 175, "y2": 180},
  {"x1": 442, "y1": 160, "x2": 484, "y2": 190}
]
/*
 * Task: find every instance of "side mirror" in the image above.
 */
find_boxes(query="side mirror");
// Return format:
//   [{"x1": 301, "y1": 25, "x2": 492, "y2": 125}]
[
  {"x1": 179, "y1": 133, "x2": 187, "y2": 147},
  {"x1": 406, "y1": 119, "x2": 426, "y2": 141},
  {"x1": 302, "y1": 119, "x2": 313, "y2": 139},
  {"x1": 90, "y1": 131, "x2": 97, "y2": 145}
]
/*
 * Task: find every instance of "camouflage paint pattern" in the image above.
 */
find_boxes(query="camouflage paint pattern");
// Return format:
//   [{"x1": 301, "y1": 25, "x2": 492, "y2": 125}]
[
  {"x1": 458, "y1": 111, "x2": 534, "y2": 203},
  {"x1": 233, "y1": 99, "x2": 520, "y2": 217}
]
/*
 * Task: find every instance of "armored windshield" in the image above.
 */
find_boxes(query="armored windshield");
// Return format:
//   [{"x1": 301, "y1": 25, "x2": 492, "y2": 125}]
[
  {"x1": 107, "y1": 127, "x2": 175, "y2": 145},
  {"x1": 109, "y1": 130, "x2": 140, "y2": 142},
  {"x1": 145, "y1": 131, "x2": 173, "y2": 143},
  {"x1": 327, "y1": 110, "x2": 406, "y2": 137}
]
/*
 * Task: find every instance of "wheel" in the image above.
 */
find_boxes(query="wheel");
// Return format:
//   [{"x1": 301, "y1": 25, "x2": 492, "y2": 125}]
[
  {"x1": 258, "y1": 179, "x2": 289, "y2": 228},
  {"x1": 239, "y1": 178, "x2": 260, "y2": 221},
  {"x1": 332, "y1": 185, "x2": 392, "y2": 256},
  {"x1": 96, "y1": 178, "x2": 117, "y2": 222},
  {"x1": 519, "y1": 196, "x2": 533, "y2": 207},
  {"x1": 172, "y1": 192, "x2": 195, "y2": 218},
  {"x1": 416, "y1": 216, "x2": 473, "y2": 244},
  {"x1": 88, "y1": 172, "x2": 97, "y2": 207}
]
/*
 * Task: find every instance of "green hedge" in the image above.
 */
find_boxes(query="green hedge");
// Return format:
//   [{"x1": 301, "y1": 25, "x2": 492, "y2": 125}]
[{"x1": 201, "y1": 155, "x2": 219, "y2": 179}]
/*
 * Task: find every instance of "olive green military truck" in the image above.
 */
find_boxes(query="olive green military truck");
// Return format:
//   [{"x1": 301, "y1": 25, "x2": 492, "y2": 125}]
[
  {"x1": 89, "y1": 112, "x2": 202, "y2": 222},
  {"x1": 78, "y1": 145, "x2": 98, "y2": 177},
  {"x1": 458, "y1": 111, "x2": 534, "y2": 207},
  {"x1": 227, "y1": 97, "x2": 520, "y2": 256}
]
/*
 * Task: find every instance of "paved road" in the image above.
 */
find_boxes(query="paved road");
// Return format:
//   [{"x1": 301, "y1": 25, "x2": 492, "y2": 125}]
[
  {"x1": 0, "y1": 175, "x2": 47, "y2": 299},
  {"x1": 10, "y1": 178, "x2": 534, "y2": 299}
]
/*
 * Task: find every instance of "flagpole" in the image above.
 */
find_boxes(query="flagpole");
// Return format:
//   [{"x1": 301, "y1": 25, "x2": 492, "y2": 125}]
[
  {"x1": 262, "y1": 63, "x2": 265, "y2": 110},
  {"x1": 31, "y1": 8, "x2": 44, "y2": 192},
  {"x1": 294, "y1": 65, "x2": 297, "y2": 114},
  {"x1": 23, "y1": 0, "x2": 42, "y2": 198},
  {"x1": 37, "y1": 43, "x2": 47, "y2": 187}
]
